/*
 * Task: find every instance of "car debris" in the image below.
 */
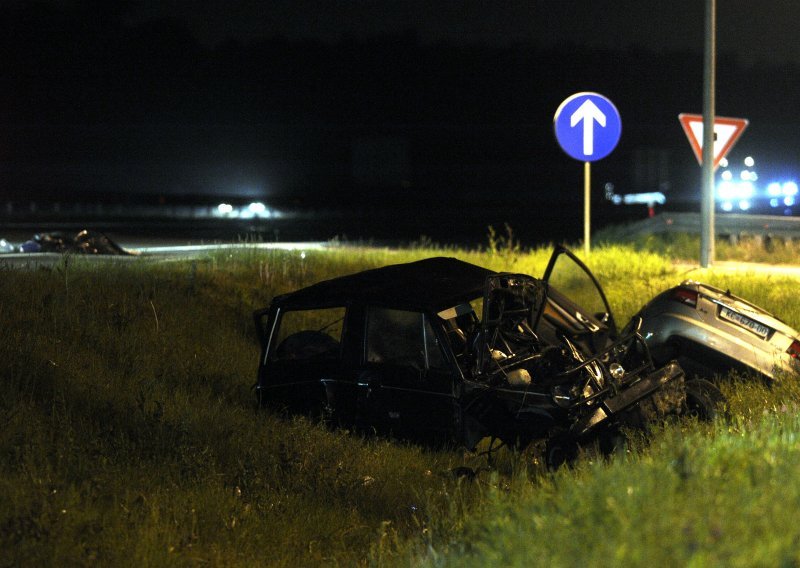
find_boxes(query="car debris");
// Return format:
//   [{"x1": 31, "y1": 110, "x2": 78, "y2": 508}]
[
  {"x1": 629, "y1": 280, "x2": 800, "y2": 382},
  {"x1": 540, "y1": 246, "x2": 727, "y2": 423},
  {"x1": 17, "y1": 230, "x2": 133, "y2": 255},
  {"x1": 253, "y1": 252, "x2": 706, "y2": 466}
]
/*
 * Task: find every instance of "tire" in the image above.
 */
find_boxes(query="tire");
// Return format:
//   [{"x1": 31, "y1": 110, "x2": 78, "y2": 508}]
[
  {"x1": 684, "y1": 378, "x2": 727, "y2": 421},
  {"x1": 545, "y1": 431, "x2": 580, "y2": 470},
  {"x1": 597, "y1": 428, "x2": 628, "y2": 458}
]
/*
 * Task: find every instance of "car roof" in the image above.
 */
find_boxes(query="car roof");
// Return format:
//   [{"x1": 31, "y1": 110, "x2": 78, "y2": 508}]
[{"x1": 270, "y1": 257, "x2": 495, "y2": 313}]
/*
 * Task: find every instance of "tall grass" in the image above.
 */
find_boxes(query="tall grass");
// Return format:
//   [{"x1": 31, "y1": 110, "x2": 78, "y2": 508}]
[{"x1": 2, "y1": 242, "x2": 800, "y2": 565}]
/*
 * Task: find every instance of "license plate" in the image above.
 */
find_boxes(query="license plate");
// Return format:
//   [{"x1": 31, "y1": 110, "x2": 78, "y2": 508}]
[{"x1": 719, "y1": 306, "x2": 771, "y2": 339}]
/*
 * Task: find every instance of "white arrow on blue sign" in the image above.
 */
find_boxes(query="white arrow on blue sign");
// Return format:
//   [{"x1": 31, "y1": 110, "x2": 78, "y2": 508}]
[{"x1": 554, "y1": 92, "x2": 621, "y2": 162}]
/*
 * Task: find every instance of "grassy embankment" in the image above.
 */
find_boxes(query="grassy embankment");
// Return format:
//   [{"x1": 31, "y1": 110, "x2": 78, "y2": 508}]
[{"x1": 2, "y1": 237, "x2": 800, "y2": 566}]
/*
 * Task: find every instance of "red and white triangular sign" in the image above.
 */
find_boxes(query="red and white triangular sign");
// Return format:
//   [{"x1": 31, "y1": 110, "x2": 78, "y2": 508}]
[{"x1": 678, "y1": 113, "x2": 748, "y2": 169}]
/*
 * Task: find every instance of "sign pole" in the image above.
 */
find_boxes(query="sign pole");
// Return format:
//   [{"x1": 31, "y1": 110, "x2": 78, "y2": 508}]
[
  {"x1": 584, "y1": 161, "x2": 591, "y2": 256},
  {"x1": 700, "y1": 0, "x2": 716, "y2": 267}
]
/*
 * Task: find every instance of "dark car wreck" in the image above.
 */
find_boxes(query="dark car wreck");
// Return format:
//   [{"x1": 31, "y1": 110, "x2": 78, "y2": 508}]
[{"x1": 254, "y1": 254, "x2": 697, "y2": 463}]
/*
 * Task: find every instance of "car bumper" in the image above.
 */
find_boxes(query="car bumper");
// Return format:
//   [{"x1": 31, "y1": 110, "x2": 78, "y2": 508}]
[{"x1": 573, "y1": 361, "x2": 685, "y2": 436}]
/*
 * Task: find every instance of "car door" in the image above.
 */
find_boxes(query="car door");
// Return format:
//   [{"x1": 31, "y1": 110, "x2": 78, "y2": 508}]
[
  {"x1": 255, "y1": 305, "x2": 356, "y2": 419},
  {"x1": 539, "y1": 245, "x2": 618, "y2": 354},
  {"x1": 356, "y1": 306, "x2": 457, "y2": 443}
]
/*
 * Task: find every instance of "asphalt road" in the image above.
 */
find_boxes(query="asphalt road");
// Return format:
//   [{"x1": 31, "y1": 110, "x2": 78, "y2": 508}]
[{"x1": 0, "y1": 240, "x2": 328, "y2": 268}]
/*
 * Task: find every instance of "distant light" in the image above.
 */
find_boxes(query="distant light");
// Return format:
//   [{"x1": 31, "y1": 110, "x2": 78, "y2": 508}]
[
  {"x1": 770, "y1": 198, "x2": 780, "y2": 208},
  {"x1": 717, "y1": 181, "x2": 753, "y2": 200},
  {"x1": 744, "y1": 156, "x2": 755, "y2": 167},
  {"x1": 621, "y1": 192, "x2": 666, "y2": 205},
  {"x1": 717, "y1": 181, "x2": 734, "y2": 199},
  {"x1": 738, "y1": 200, "x2": 751, "y2": 211},
  {"x1": 785, "y1": 196, "x2": 796, "y2": 207},
  {"x1": 740, "y1": 170, "x2": 752, "y2": 181},
  {"x1": 218, "y1": 203, "x2": 233, "y2": 214},
  {"x1": 783, "y1": 181, "x2": 798, "y2": 196},
  {"x1": 721, "y1": 201, "x2": 733, "y2": 212},
  {"x1": 719, "y1": 158, "x2": 729, "y2": 168},
  {"x1": 300, "y1": 251, "x2": 306, "y2": 260},
  {"x1": 248, "y1": 202, "x2": 266, "y2": 214},
  {"x1": 767, "y1": 182, "x2": 782, "y2": 196},
  {"x1": 721, "y1": 170, "x2": 733, "y2": 181}
]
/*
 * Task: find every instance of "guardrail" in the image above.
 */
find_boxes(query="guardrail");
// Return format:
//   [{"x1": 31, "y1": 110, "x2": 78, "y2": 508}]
[{"x1": 609, "y1": 212, "x2": 800, "y2": 243}]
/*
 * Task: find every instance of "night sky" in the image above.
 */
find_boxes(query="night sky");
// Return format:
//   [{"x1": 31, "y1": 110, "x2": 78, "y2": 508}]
[{"x1": 1, "y1": 0, "x2": 799, "y2": 208}]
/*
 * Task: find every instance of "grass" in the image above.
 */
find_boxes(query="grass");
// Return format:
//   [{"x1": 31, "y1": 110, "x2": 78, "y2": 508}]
[{"x1": 2, "y1": 238, "x2": 800, "y2": 566}]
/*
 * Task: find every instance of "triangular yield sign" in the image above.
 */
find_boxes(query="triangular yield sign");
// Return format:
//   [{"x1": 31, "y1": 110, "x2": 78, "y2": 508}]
[{"x1": 678, "y1": 113, "x2": 748, "y2": 169}]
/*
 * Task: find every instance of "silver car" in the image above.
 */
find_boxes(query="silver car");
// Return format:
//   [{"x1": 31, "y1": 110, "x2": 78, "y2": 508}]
[{"x1": 631, "y1": 280, "x2": 800, "y2": 381}]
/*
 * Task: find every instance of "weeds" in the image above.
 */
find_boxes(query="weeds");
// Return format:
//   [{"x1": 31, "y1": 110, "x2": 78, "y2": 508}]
[{"x1": 2, "y1": 242, "x2": 800, "y2": 565}]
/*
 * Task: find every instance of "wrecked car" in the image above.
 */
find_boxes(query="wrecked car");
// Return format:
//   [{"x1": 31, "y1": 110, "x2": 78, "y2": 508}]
[
  {"x1": 539, "y1": 246, "x2": 725, "y2": 418},
  {"x1": 629, "y1": 280, "x2": 800, "y2": 382},
  {"x1": 253, "y1": 254, "x2": 699, "y2": 463},
  {"x1": 18, "y1": 230, "x2": 132, "y2": 255}
]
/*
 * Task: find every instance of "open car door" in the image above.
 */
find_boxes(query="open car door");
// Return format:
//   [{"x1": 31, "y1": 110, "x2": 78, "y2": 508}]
[{"x1": 538, "y1": 246, "x2": 618, "y2": 355}]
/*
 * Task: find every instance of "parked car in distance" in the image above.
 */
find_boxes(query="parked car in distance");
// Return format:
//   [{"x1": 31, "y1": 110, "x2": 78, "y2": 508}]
[
  {"x1": 253, "y1": 254, "x2": 694, "y2": 463},
  {"x1": 630, "y1": 280, "x2": 800, "y2": 382}
]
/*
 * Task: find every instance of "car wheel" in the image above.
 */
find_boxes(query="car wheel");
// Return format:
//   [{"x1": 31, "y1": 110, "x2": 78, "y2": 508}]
[
  {"x1": 684, "y1": 378, "x2": 727, "y2": 421},
  {"x1": 545, "y1": 431, "x2": 580, "y2": 470},
  {"x1": 598, "y1": 428, "x2": 627, "y2": 458}
]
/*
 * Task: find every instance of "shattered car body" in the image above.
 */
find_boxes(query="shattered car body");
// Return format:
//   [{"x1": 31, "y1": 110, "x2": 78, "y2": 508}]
[
  {"x1": 253, "y1": 255, "x2": 687, "y2": 454},
  {"x1": 540, "y1": 246, "x2": 726, "y2": 419},
  {"x1": 630, "y1": 280, "x2": 800, "y2": 381}
]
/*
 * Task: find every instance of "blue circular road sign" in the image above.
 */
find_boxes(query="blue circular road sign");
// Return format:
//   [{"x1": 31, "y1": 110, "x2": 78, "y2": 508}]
[{"x1": 554, "y1": 92, "x2": 621, "y2": 162}]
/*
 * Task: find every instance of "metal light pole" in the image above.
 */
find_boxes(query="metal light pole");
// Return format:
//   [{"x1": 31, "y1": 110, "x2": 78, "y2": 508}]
[{"x1": 700, "y1": 0, "x2": 716, "y2": 267}]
